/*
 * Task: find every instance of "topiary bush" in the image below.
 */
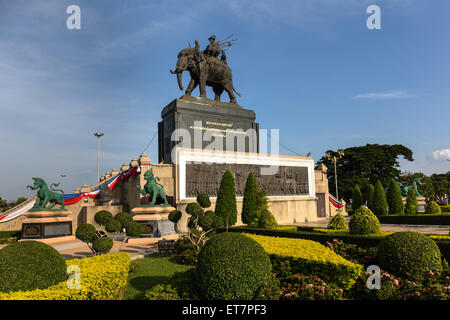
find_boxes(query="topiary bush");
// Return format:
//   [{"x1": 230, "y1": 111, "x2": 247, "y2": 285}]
[
  {"x1": 196, "y1": 232, "x2": 272, "y2": 300},
  {"x1": 92, "y1": 237, "x2": 114, "y2": 255},
  {"x1": 0, "y1": 241, "x2": 67, "y2": 293},
  {"x1": 373, "y1": 180, "x2": 388, "y2": 216},
  {"x1": 196, "y1": 194, "x2": 211, "y2": 209},
  {"x1": 215, "y1": 169, "x2": 237, "y2": 228},
  {"x1": 351, "y1": 185, "x2": 363, "y2": 211},
  {"x1": 386, "y1": 178, "x2": 404, "y2": 215},
  {"x1": 377, "y1": 231, "x2": 442, "y2": 279},
  {"x1": 327, "y1": 212, "x2": 348, "y2": 230},
  {"x1": 257, "y1": 208, "x2": 278, "y2": 229},
  {"x1": 349, "y1": 206, "x2": 382, "y2": 235},
  {"x1": 75, "y1": 223, "x2": 97, "y2": 243},
  {"x1": 186, "y1": 203, "x2": 204, "y2": 217},
  {"x1": 125, "y1": 221, "x2": 144, "y2": 237},
  {"x1": 105, "y1": 219, "x2": 122, "y2": 233},
  {"x1": 404, "y1": 188, "x2": 418, "y2": 216},
  {"x1": 168, "y1": 210, "x2": 182, "y2": 223},
  {"x1": 425, "y1": 201, "x2": 441, "y2": 214},
  {"x1": 94, "y1": 210, "x2": 113, "y2": 226},
  {"x1": 242, "y1": 172, "x2": 259, "y2": 226},
  {"x1": 114, "y1": 212, "x2": 133, "y2": 228}
]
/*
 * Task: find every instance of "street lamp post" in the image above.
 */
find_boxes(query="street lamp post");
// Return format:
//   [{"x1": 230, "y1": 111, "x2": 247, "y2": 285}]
[
  {"x1": 94, "y1": 132, "x2": 104, "y2": 183},
  {"x1": 326, "y1": 149, "x2": 345, "y2": 206},
  {"x1": 60, "y1": 174, "x2": 66, "y2": 193}
]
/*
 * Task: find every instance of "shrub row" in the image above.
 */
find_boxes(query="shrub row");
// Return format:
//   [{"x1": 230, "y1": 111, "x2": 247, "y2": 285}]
[
  {"x1": 440, "y1": 206, "x2": 450, "y2": 213},
  {"x1": 0, "y1": 230, "x2": 20, "y2": 244},
  {"x1": 243, "y1": 233, "x2": 363, "y2": 289},
  {"x1": 0, "y1": 252, "x2": 130, "y2": 300},
  {"x1": 377, "y1": 214, "x2": 450, "y2": 225},
  {"x1": 218, "y1": 227, "x2": 450, "y2": 262}
]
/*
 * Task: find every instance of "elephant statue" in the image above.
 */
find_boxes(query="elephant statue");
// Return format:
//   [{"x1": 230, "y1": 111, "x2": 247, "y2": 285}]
[{"x1": 170, "y1": 48, "x2": 241, "y2": 103}]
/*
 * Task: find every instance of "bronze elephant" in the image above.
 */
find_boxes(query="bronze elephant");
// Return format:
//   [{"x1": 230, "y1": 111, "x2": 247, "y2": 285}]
[{"x1": 170, "y1": 48, "x2": 241, "y2": 103}]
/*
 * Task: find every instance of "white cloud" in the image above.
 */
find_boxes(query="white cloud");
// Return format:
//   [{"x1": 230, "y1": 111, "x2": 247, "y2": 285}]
[
  {"x1": 431, "y1": 149, "x2": 450, "y2": 161},
  {"x1": 352, "y1": 90, "x2": 417, "y2": 100}
]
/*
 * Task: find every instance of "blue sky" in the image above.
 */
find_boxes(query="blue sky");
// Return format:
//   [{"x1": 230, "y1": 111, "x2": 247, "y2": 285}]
[{"x1": 0, "y1": 0, "x2": 449, "y2": 201}]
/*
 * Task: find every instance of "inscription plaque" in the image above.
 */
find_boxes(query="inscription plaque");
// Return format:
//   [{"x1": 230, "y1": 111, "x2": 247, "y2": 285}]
[{"x1": 185, "y1": 163, "x2": 309, "y2": 197}]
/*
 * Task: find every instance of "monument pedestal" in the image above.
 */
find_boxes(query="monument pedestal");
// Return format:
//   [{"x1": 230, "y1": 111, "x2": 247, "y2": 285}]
[
  {"x1": 21, "y1": 210, "x2": 73, "y2": 240},
  {"x1": 130, "y1": 206, "x2": 178, "y2": 244}
]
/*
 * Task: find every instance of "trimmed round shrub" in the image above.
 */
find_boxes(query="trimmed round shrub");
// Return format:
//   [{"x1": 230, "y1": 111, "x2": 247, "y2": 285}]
[
  {"x1": 196, "y1": 233, "x2": 272, "y2": 299},
  {"x1": 0, "y1": 241, "x2": 67, "y2": 293},
  {"x1": 92, "y1": 237, "x2": 113, "y2": 254},
  {"x1": 327, "y1": 212, "x2": 348, "y2": 230},
  {"x1": 196, "y1": 194, "x2": 211, "y2": 209},
  {"x1": 114, "y1": 212, "x2": 133, "y2": 228},
  {"x1": 126, "y1": 221, "x2": 144, "y2": 237},
  {"x1": 186, "y1": 203, "x2": 204, "y2": 217},
  {"x1": 377, "y1": 231, "x2": 442, "y2": 278},
  {"x1": 257, "y1": 209, "x2": 278, "y2": 229},
  {"x1": 94, "y1": 210, "x2": 113, "y2": 226},
  {"x1": 75, "y1": 223, "x2": 98, "y2": 243},
  {"x1": 198, "y1": 214, "x2": 213, "y2": 230},
  {"x1": 105, "y1": 219, "x2": 122, "y2": 233},
  {"x1": 169, "y1": 210, "x2": 182, "y2": 223},
  {"x1": 348, "y1": 206, "x2": 381, "y2": 235},
  {"x1": 425, "y1": 201, "x2": 441, "y2": 214}
]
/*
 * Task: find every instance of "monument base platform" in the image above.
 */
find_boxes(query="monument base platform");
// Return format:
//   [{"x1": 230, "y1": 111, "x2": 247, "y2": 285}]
[
  {"x1": 21, "y1": 210, "x2": 73, "y2": 240},
  {"x1": 126, "y1": 234, "x2": 179, "y2": 245},
  {"x1": 131, "y1": 205, "x2": 177, "y2": 238}
]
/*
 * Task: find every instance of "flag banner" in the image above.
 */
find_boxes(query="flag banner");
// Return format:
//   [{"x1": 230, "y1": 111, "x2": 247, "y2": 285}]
[{"x1": 329, "y1": 195, "x2": 344, "y2": 208}]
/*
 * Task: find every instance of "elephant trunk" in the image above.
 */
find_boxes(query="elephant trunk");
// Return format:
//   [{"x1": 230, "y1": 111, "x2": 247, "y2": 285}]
[{"x1": 176, "y1": 70, "x2": 183, "y2": 91}]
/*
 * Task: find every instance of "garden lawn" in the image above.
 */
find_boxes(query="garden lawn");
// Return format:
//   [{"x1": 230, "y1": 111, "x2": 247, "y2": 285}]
[{"x1": 123, "y1": 254, "x2": 193, "y2": 300}]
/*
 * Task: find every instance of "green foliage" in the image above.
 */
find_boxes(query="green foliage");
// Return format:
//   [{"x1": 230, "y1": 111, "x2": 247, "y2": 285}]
[
  {"x1": 258, "y1": 208, "x2": 278, "y2": 229},
  {"x1": 75, "y1": 224, "x2": 97, "y2": 243},
  {"x1": 441, "y1": 206, "x2": 450, "y2": 213},
  {"x1": 377, "y1": 231, "x2": 442, "y2": 279},
  {"x1": 196, "y1": 233, "x2": 272, "y2": 299},
  {"x1": 114, "y1": 212, "x2": 133, "y2": 228},
  {"x1": 198, "y1": 214, "x2": 213, "y2": 230},
  {"x1": 168, "y1": 210, "x2": 182, "y2": 223},
  {"x1": 349, "y1": 206, "x2": 382, "y2": 235},
  {"x1": 173, "y1": 236, "x2": 199, "y2": 265},
  {"x1": 125, "y1": 221, "x2": 144, "y2": 237},
  {"x1": 387, "y1": 179, "x2": 404, "y2": 215},
  {"x1": 105, "y1": 219, "x2": 122, "y2": 233},
  {"x1": 185, "y1": 203, "x2": 204, "y2": 217},
  {"x1": 94, "y1": 210, "x2": 113, "y2": 226},
  {"x1": 425, "y1": 201, "x2": 441, "y2": 214},
  {"x1": 92, "y1": 237, "x2": 113, "y2": 254},
  {"x1": 145, "y1": 284, "x2": 181, "y2": 300},
  {"x1": 0, "y1": 241, "x2": 67, "y2": 293},
  {"x1": 278, "y1": 273, "x2": 344, "y2": 300},
  {"x1": 366, "y1": 184, "x2": 375, "y2": 211},
  {"x1": 404, "y1": 187, "x2": 418, "y2": 216},
  {"x1": 399, "y1": 172, "x2": 436, "y2": 199},
  {"x1": 317, "y1": 144, "x2": 414, "y2": 202},
  {"x1": 373, "y1": 180, "x2": 388, "y2": 216},
  {"x1": 327, "y1": 212, "x2": 348, "y2": 230},
  {"x1": 196, "y1": 194, "x2": 211, "y2": 209},
  {"x1": 242, "y1": 172, "x2": 259, "y2": 226},
  {"x1": 215, "y1": 169, "x2": 237, "y2": 227},
  {"x1": 351, "y1": 185, "x2": 363, "y2": 211}
]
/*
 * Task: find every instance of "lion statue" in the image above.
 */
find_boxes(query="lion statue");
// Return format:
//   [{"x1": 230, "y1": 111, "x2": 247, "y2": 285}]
[
  {"x1": 27, "y1": 177, "x2": 65, "y2": 210},
  {"x1": 136, "y1": 169, "x2": 169, "y2": 206}
]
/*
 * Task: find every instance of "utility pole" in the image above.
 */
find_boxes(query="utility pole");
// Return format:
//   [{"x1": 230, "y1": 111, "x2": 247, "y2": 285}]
[
  {"x1": 94, "y1": 132, "x2": 104, "y2": 183},
  {"x1": 60, "y1": 174, "x2": 66, "y2": 193},
  {"x1": 326, "y1": 149, "x2": 345, "y2": 208}
]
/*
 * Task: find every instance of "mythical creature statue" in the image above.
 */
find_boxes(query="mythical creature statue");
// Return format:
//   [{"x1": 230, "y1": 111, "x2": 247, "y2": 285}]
[
  {"x1": 396, "y1": 178, "x2": 423, "y2": 197},
  {"x1": 170, "y1": 34, "x2": 241, "y2": 103},
  {"x1": 136, "y1": 169, "x2": 169, "y2": 206},
  {"x1": 27, "y1": 177, "x2": 65, "y2": 210}
]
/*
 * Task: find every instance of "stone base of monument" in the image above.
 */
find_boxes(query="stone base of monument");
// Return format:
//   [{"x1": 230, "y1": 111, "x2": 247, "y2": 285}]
[
  {"x1": 20, "y1": 210, "x2": 73, "y2": 241},
  {"x1": 128, "y1": 205, "x2": 178, "y2": 244}
]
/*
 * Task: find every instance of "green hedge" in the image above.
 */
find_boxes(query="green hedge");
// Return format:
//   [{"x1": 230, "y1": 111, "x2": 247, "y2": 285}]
[
  {"x1": 440, "y1": 206, "x2": 450, "y2": 213},
  {"x1": 378, "y1": 214, "x2": 450, "y2": 225},
  {"x1": 0, "y1": 231, "x2": 20, "y2": 244},
  {"x1": 217, "y1": 227, "x2": 450, "y2": 262}
]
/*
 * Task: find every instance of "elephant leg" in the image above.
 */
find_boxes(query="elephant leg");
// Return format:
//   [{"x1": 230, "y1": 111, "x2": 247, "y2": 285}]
[
  {"x1": 224, "y1": 84, "x2": 236, "y2": 103},
  {"x1": 213, "y1": 86, "x2": 224, "y2": 101},
  {"x1": 199, "y1": 75, "x2": 207, "y2": 98},
  {"x1": 185, "y1": 79, "x2": 198, "y2": 96}
]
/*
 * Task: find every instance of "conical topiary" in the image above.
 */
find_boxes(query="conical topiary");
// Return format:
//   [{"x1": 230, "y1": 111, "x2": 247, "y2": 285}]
[
  {"x1": 373, "y1": 180, "x2": 388, "y2": 216},
  {"x1": 327, "y1": 212, "x2": 348, "y2": 230},
  {"x1": 387, "y1": 178, "x2": 404, "y2": 215},
  {"x1": 367, "y1": 184, "x2": 375, "y2": 211},
  {"x1": 215, "y1": 169, "x2": 237, "y2": 228},
  {"x1": 404, "y1": 188, "x2": 418, "y2": 216},
  {"x1": 351, "y1": 185, "x2": 363, "y2": 211},
  {"x1": 242, "y1": 172, "x2": 259, "y2": 227}
]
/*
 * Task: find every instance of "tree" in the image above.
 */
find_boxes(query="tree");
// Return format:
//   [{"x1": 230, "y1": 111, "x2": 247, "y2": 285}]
[
  {"x1": 367, "y1": 184, "x2": 375, "y2": 211},
  {"x1": 351, "y1": 185, "x2": 363, "y2": 211},
  {"x1": 404, "y1": 188, "x2": 418, "y2": 216},
  {"x1": 215, "y1": 169, "x2": 237, "y2": 230},
  {"x1": 241, "y1": 172, "x2": 259, "y2": 227},
  {"x1": 317, "y1": 144, "x2": 413, "y2": 202},
  {"x1": 373, "y1": 180, "x2": 388, "y2": 216},
  {"x1": 386, "y1": 178, "x2": 404, "y2": 215}
]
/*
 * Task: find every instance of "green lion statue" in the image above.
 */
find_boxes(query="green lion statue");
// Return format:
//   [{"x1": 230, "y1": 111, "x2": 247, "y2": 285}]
[
  {"x1": 27, "y1": 177, "x2": 65, "y2": 210},
  {"x1": 137, "y1": 169, "x2": 169, "y2": 206}
]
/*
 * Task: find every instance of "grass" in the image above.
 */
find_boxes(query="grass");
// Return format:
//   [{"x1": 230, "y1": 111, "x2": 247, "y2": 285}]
[{"x1": 123, "y1": 254, "x2": 193, "y2": 300}]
